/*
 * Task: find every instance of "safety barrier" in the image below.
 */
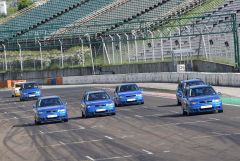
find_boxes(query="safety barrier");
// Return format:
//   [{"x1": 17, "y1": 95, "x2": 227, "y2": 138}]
[
  {"x1": 0, "y1": 80, "x2": 26, "y2": 88},
  {"x1": 47, "y1": 77, "x2": 63, "y2": 85},
  {"x1": 62, "y1": 72, "x2": 240, "y2": 87}
]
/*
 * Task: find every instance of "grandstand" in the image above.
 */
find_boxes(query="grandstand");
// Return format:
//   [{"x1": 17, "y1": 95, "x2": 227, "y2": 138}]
[{"x1": 0, "y1": 0, "x2": 239, "y2": 72}]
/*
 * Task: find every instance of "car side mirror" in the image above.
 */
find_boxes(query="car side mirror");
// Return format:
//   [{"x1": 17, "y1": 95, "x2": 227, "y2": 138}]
[{"x1": 217, "y1": 92, "x2": 222, "y2": 96}]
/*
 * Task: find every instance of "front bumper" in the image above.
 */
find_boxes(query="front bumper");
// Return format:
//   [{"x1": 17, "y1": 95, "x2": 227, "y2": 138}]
[
  {"x1": 21, "y1": 94, "x2": 41, "y2": 100},
  {"x1": 36, "y1": 113, "x2": 68, "y2": 123},
  {"x1": 118, "y1": 96, "x2": 144, "y2": 105},
  {"x1": 189, "y1": 102, "x2": 223, "y2": 113},
  {"x1": 86, "y1": 109, "x2": 116, "y2": 117}
]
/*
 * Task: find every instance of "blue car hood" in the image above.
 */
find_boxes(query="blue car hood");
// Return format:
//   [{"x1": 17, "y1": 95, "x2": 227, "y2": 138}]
[
  {"x1": 188, "y1": 95, "x2": 220, "y2": 102},
  {"x1": 118, "y1": 91, "x2": 142, "y2": 96},
  {"x1": 85, "y1": 99, "x2": 113, "y2": 106},
  {"x1": 22, "y1": 88, "x2": 40, "y2": 93},
  {"x1": 37, "y1": 105, "x2": 65, "y2": 112}
]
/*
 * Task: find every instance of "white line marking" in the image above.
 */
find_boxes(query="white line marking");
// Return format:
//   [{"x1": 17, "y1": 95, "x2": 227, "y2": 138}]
[
  {"x1": 28, "y1": 127, "x2": 85, "y2": 136},
  {"x1": 224, "y1": 103, "x2": 240, "y2": 107},
  {"x1": 79, "y1": 125, "x2": 85, "y2": 129},
  {"x1": 59, "y1": 141, "x2": 65, "y2": 145},
  {"x1": 39, "y1": 131, "x2": 44, "y2": 134},
  {"x1": 105, "y1": 136, "x2": 113, "y2": 140},
  {"x1": 163, "y1": 150, "x2": 171, "y2": 153},
  {"x1": 94, "y1": 155, "x2": 132, "y2": 161},
  {"x1": 41, "y1": 139, "x2": 102, "y2": 148},
  {"x1": 86, "y1": 156, "x2": 95, "y2": 161},
  {"x1": 0, "y1": 110, "x2": 32, "y2": 115},
  {"x1": 142, "y1": 149, "x2": 153, "y2": 155},
  {"x1": 169, "y1": 110, "x2": 179, "y2": 114},
  {"x1": 135, "y1": 115, "x2": 143, "y2": 118}
]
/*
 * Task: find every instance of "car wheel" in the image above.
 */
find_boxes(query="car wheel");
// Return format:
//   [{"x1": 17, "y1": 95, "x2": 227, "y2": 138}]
[
  {"x1": 12, "y1": 95, "x2": 14, "y2": 97},
  {"x1": 82, "y1": 111, "x2": 88, "y2": 118},
  {"x1": 182, "y1": 109, "x2": 187, "y2": 116},
  {"x1": 35, "y1": 119, "x2": 40, "y2": 125},
  {"x1": 177, "y1": 99, "x2": 181, "y2": 106},
  {"x1": 112, "y1": 112, "x2": 116, "y2": 115},
  {"x1": 20, "y1": 98, "x2": 23, "y2": 101},
  {"x1": 141, "y1": 101, "x2": 144, "y2": 105},
  {"x1": 218, "y1": 109, "x2": 223, "y2": 113},
  {"x1": 64, "y1": 119, "x2": 68, "y2": 122}
]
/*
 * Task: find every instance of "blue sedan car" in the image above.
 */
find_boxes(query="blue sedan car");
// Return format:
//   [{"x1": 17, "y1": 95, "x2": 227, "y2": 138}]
[
  {"x1": 181, "y1": 85, "x2": 223, "y2": 116},
  {"x1": 114, "y1": 83, "x2": 144, "y2": 106},
  {"x1": 81, "y1": 90, "x2": 116, "y2": 118},
  {"x1": 176, "y1": 79, "x2": 205, "y2": 105},
  {"x1": 20, "y1": 82, "x2": 42, "y2": 101},
  {"x1": 33, "y1": 96, "x2": 68, "y2": 124}
]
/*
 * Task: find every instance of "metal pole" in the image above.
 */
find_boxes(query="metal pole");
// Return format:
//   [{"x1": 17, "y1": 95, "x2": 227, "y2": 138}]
[
  {"x1": 158, "y1": 30, "x2": 164, "y2": 61},
  {"x1": 59, "y1": 39, "x2": 64, "y2": 68},
  {"x1": 109, "y1": 35, "x2": 115, "y2": 64},
  {"x1": 79, "y1": 37, "x2": 85, "y2": 67},
  {"x1": 141, "y1": 32, "x2": 146, "y2": 62},
  {"x1": 116, "y1": 34, "x2": 123, "y2": 64},
  {"x1": 17, "y1": 42, "x2": 23, "y2": 72},
  {"x1": 2, "y1": 44, "x2": 7, "y2": 71},
  {"x1": 100, "y1": 36, "x2": 111, "y2": 64},
  {"x1": 85, "y1": 33, "x2": 95, "y2": 74},
  {"x1": 177, "y1": 27, "x2": 182, "y2": 60},
  {"x1": 147, "y1": 30, "x2": 155, "y2": 62},
  {"x1": 124, "y1": 33, "x2": 131, "y2": 63},
  {"x1": 132, "y1": 31, "x2": 138, "y2": 62},
  {"x1": 38, "y1": 41, "x2": 43, "y2": 70}
]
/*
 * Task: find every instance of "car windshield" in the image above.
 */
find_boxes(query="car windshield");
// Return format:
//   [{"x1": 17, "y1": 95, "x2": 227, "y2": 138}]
[
  {"x1": 38, "y1": 98, "x2": 62, "y2": 107},
  {"x1": 15, "y1": 84, "x2": 22, "y2": 88},
  {"x1": 24, "y1": 83, "x2": 38, "y2": 89},
  {"x1": 190, "y1": 87, "x2": 216, "y2": 97},
  {"x1": 120, "y1": 84, "x2": 139, "y2": 92},
  {"x1": 185, "y1": 81, "x2": 204, "y2": 87},
  {"x1": 87, "y1": 92, "x2": 109, "y2": 101}
]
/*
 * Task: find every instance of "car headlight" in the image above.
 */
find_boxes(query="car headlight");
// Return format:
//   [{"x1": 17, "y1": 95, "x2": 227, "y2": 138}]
[
  {"x1": 23, "y1": 93, "x2": 28, "y2": 95},
  {"x1": 36, "y1": 91, "x2": 40, "y2": 94},
  {"x1": 38, "y1": 111, "x2": 43, "y2": 115},
  {"x1": 119, "y1": 96, "x2": 124, "y2": 99},
  {"x1": 106, "y1": 103, "x2": 114, "y2": 107},
  {"x1": 212, "y1": 99, "x2": 221, "y2": 103},
  {"x1": 87, "y1": 105, "x2": 91, "y2": 108},
  {"x1": 58, "y1": 109, "x2": 66, "y2": 113},
  {"x1": 136, "y1": 94, "x2": 142, "y2": 97},
  {"x1": 191, "y1": 101, "x2": 198, "y2": 105}
]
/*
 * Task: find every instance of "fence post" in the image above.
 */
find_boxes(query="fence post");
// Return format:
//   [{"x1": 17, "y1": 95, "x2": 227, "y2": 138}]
[
  {"x1": 38, "y1": 41, "x2": 43, "y2": 70},
  {"x1": 132, "y1": 31, "x2": 138, "y2": 62},
  {"x1": 147, "y1": 30, "x2": 155, "y2": 62},
  {"x1": 124, "y1": 33, "x2": 131, "y2": 63},
  {"x1": 59, "y1": 39, "x2": 64, "y2": 68},
  {"x1": 79, "y1": 36, "x2": 85, "y2": 67},
  {"x1": 2, "y1": 44, "x2": 7, "y2": 71},
  {"x1": 85, "y1": 33, "x2": 95, "y2": 74},
  {"x1": 116, "y1": 34, "x2": 123, "y2": 64},
  {"x1": 17, "y1": 42, "x2": 23, "y2": 72},
  {"x1": 109, "y1": 35, "x2": 115, "y2": 64}
]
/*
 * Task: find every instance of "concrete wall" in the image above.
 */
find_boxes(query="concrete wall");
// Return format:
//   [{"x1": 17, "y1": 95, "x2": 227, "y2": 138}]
[
  {"x1": 63, "y1": 72, "x2": 240, "y2": 86},
  {"x1": 0, "y1": 60, "x2": 235, "y2": 82}
]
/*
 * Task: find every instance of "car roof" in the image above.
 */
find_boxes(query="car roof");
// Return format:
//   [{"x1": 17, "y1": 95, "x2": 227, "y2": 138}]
[
  {"x1": 38, "y1": 96, "x2": 60, "y2": 100},
  {"x1": 23, "y1": 81, "x2": 38, "y2": 84},
  {"x1": 85, "y1": 90, "x2": 107, "y2": 95},
  {"x1": 181, "y1": 79, "x2": 203, "y2": 83},
  {"x1": 14, "y1": 82, "x2": 25, "y2": 85},
  {"x1": 119, "y1": 83, "x2": 137, "y2": 86},
  {"x1": 188, "y1": 84, "x2": 211, "y2": 89}
]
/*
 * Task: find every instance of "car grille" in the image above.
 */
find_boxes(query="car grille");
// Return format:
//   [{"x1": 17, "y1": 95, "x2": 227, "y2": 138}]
[
  {"x1": 46, "y1": 110, "x2": 57, "y2": 113},
  {"x1": 126, "y1": 95, "x2": 136, "y2": 98},
  {"x1": 29, "y1": 92, "x2": 35, "y2": 94},
  {"x1": 200, "y1": 100, "x2": 212, "y2": 103},
  {"x1": 95, "y1": 104, "x2": 105, "y2": 107}
]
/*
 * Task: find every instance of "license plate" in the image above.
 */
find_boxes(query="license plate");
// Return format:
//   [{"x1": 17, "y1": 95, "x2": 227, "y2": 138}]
[
  {"x1": 29, "y1": 94, "x2": 35, "y2": 97},
  {"x1": 47, "y1": 115, "x2": 58, "y2": 118},
  {"x1": 96, "y1": 109, "x2": 106, "y2": 112},
  {"x1": 127, "y1": 98, "x2": 136, "y2": 102},
  {"x1": 201, "y1": 105, "x2": 212, "y2": 109}
]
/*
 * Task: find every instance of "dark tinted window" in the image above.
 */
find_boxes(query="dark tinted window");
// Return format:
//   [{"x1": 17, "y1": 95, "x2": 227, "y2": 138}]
[
  {"x1": 87, "y1": 92, "x2": 110, "y2": 101},
  {"x1": 24, "y1": 83, "x2": 38, "y2": 89},
  {"x1": 38, "y1": 98, "x2": 62, "y2": 107},
  {"x1": 190, "y1": 87, "x2": 216, "y2": 97},
  {"x1": 186, "y1": 81, "x2": 204, "y2": 87},
  {"x1": 120, "y1": 84, "x2": 139, "y2": 92}
]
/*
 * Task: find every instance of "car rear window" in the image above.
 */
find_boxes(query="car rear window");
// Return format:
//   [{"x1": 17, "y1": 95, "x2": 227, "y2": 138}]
[{"x1": 15, "y1": 84, "x2": 22, "y2": 88}]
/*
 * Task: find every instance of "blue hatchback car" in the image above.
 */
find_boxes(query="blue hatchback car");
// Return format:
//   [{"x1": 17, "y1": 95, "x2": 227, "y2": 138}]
[
  {"x1": 176, "y1": 79, "x2": 205, "y2": 105},
  {"x1": 33, "y1": 96, "x2": 68, "y2": 124},
  {"x1": 81, "y1": 90, "x2": 116, "y2": 118},
  {"x1": 20, "y1": 82, "x2": 42, "y2": 101},
  {"x1": 114, "y1": 83, "x2": 144, "y2": 106},
  {"x1": 181, "y1": 85, "x2": 223, "y2": 116}
]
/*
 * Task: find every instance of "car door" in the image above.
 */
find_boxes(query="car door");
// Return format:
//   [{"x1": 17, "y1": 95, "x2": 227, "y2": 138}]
[
  {"x1": 176, "y1": 82, "x2": 183, "y2": 99},
  {"x1": 114, "y1": 86, "x2": 119, "y2": 102},
  {"x1": 181, "y1": 89, "x2": 189, "y2": 110},
  {"x1": 80, "y1": 95, "x2": 87, "y2": 112}
]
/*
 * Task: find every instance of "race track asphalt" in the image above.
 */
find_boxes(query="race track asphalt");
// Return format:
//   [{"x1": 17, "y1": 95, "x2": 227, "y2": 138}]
[{"x1": 0, "y1": 86, "x2": 240, "y2": 161}]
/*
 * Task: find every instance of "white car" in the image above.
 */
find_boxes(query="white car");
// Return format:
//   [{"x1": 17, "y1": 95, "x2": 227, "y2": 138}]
[{"x1": 11, "y1": 82, "x2": 24, "y2": 97}]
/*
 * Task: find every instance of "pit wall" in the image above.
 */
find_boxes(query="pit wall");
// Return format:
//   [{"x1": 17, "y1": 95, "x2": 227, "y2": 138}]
[{"x1": 62, "y1": 72, "x2": 240, "y2": 87}]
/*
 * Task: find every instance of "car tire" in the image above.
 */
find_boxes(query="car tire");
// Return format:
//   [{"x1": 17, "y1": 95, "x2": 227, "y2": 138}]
[
  {"x1": 35, "y1": 119, "x2": 40, "y2": 125},
  {"x1": 64, "y1": 119, "x2": 68, "y2": 122},
  {"x1": 141, "y1": 101, "x2": 144, "y2": 105},
  {"x1": 218, "y1": 109, "x2": 223, "y2": 113},
  {"x1": 112, "y1": 112, "x2": 116, "y2": 115},
  {"x1": 82, "y1": 111, "x2": 87, "y2": 118},
  {"x1": 182, "y1": 109, "x2": 187, "y2": 116},
  {"x1": 20, "y1": 98, "x2": 23, "y2": 101},
  {"x1": 12, "y1": 95, "x2": 14, "y2": 98},
  {"x1": 177, "y1": 99, "x2": 181, "y2": 106}
]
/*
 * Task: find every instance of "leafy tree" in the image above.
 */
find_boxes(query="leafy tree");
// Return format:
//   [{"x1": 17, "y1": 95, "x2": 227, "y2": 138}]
[{"x1": 18, "y1": 0, "x2": 33, "y2": 10}]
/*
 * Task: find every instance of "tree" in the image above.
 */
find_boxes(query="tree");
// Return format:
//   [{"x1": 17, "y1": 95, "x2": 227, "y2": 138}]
[{"x1": 18, "y1": 0, "x2": 33, "y2": 10}]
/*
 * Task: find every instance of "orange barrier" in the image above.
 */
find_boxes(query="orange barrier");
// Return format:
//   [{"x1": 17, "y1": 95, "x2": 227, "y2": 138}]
[
  {"x1": 47, "y1": 77, "x2": 63, "y2": 85},
  {"x1": 0, "y1": 80, "x2": 27, "y2": 89}
]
